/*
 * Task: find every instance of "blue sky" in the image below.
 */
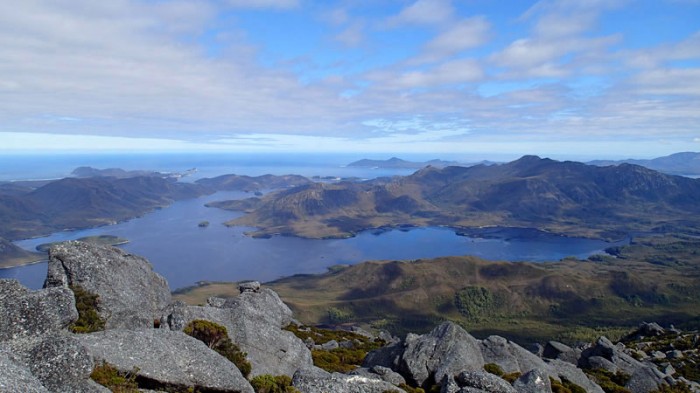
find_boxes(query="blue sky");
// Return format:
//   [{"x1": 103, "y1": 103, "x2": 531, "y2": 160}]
[{"x1": 1, "y1": 0, "x2": 699, "y2": 159}]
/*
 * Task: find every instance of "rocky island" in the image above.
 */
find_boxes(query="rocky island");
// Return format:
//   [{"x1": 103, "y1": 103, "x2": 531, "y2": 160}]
[{"x1": 1, "y1": 241, "x2": 698, "y2": 392}]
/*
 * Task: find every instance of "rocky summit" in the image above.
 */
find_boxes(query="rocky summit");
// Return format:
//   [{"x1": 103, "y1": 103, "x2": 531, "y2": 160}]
[{"x1": 1, "y1": 241, "x2": 699, "y2": 393}]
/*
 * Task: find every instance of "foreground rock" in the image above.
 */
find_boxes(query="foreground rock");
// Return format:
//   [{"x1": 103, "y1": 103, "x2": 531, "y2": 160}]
[
  {"x1": 78, "y1": 329, "x2": 254, "y2": 393},
  {"x1": 45, "y1": 241, "x2": 171, "y2": 329},
  {"x1": 0, "y1": 279, "x2": 76, "y2": 341},
  {"x1": 161, "y1": 289, "x2": 313, "y2": 377},
  {"x1": 0, "y1": 279, "x2": 106, "y2": 393},
  {"x1": 292, "y1": 367, "x2": 406, "y2": 393}
]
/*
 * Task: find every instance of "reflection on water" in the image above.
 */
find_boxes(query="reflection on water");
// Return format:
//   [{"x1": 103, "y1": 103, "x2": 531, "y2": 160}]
[{"x1": 2, "y1": 191, "x2": 625, "y2": 290}]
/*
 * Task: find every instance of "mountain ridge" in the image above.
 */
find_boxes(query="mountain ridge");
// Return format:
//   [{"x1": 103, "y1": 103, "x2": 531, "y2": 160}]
[{"x1": 218, "y1": 155, "x2": 700, "y2": 240}]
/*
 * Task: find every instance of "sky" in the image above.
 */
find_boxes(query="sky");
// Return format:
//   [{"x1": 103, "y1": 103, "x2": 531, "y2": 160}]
[{"x1": 1, "y1": 0, "x2": 699, "y2": 159}]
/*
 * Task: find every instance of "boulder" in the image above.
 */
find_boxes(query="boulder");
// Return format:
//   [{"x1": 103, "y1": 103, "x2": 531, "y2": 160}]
[
  {"x1": 542, "y1": 341, "x2": 580, "y2": 365},
  {"x1": 513, "y1": 369, "x2": 552, "y2": 393},
  {"x1": 626, "y1": 366, "x2": 670, "y2": 393},
  {"x1": 291, "y1": 367, "x2": 406, "y2": 393},
  {"x1": 546, "y1": 359, "x2": 605, "y2": 393},
  {"x1": 77, "y1": 329, "x2": 254, "y2": 393},
  {"x1": 2, "y1": 333, "x2": 106, "y2": 393},
  {"x1": 454, "y1": 371, "x2": 516, "y2": 393},
  {"x1": 480, "y1": 335, "x2": 549, "y2": 375},
  {"x1": 45, "y1": 241, "x2": 171, "y2": 330},
  {"x1": 0, "y1": 279, "x2": 77, "y2": 341},
  {"x1": 370, "y1": 365, "x2": 406, "y2": 386},
  {"x1": 579, "y1": 336, "x2": 667, "y2": 392},
  {"x1": 400, "y1": 322, "x2": 484, "y2": 387},
  {"x1": 363, "y1": 340, "x2": 404, "y2": 370},
  {"x1": 0, "y1": 351, "x2": 50, "y2": 393},
  {"x1": 161, "y1": 288, "x2": 313, "y2": 377}
]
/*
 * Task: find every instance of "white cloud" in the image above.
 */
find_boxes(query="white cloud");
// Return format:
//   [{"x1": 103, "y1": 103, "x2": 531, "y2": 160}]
[
  {"x1": 393, "y1": 59, "x2": 483, "y2": 88},
  {"x1": 422, "y1": 17, "x2": 490, "y2": 58},
  {"x1": 225, "y1": 0, "x2": 299, "y2": 10},
  {"x1": 387, "y1": 0, "x2": 454, "y2": 26},
  {"x1": 334, "y1": 21, "x2": 365, "y2": 47}
]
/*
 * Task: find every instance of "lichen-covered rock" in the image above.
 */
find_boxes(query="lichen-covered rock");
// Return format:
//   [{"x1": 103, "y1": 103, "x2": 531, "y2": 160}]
[
  {"x1": 370, "y1": 365, "x2": 406, "y2": 386},
  {"x1": 542, "y1": 341, "x2": 580, "y2": 365},
  {"x1": 45, "y1": 241, "x2": 171, "y2": 330},
  {"x1": 161, "y1": 288, "x2": 313, "y2": 377},
  {"x1": 0, "y1": 279, "x2": 77, "y2": 341},
  {"x1": 0, "y1": 351, "x2": 50, "y2": 393},
  {"x1": 400, "y1": 322, "x2": 484, "y2": 387},
  {"x1": 579, "y1": 336, "x2": 667, "y2": 393},
  {"x1": 362, "y1": 340, "x2": 404, "y2": 370},
  {"x1": 292, "y1": 367, "x2": 406, "y2": 393},
  {"x1": 77, "y1": 329, "x2": 254, "y2": 393},
  {"x1": 455, "y1": 371, "x2": 516, "y2": 393},
  {"x1": 545, "y1": 359, "x2": 604, "y2": 393},
  {"x1": 2, "y1": 333, "x2": 105, "y2": 393},
  {"x1": 480, "y1": 335, "x2": 549, "y2": 375},
  {"x1": 513, "y1": 369, "x2": 552, "y2": 393}
]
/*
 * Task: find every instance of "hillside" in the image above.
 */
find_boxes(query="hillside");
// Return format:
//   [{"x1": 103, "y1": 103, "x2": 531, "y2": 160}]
[
  {"x1": 589, "y1": 151, "x2": 700, "y2": 176},
  {"x1": 0, "y1": 176, "x2": 205, "y2": 240},
  {"x1": 218, "y1": 156, "x2": 700, "y2": 240},
  {"x1": 0, "y1": 237, "x2": 43, "y2": 268}
]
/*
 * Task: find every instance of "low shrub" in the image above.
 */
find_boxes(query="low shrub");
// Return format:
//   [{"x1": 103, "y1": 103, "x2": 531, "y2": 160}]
[
  {"x1": 250, "y1": 374, "x2": 300, "y2": 393},
  {"x1": 484, "y1": 363, "x2": 505, "y2": 377},
  {"x1": 550, "y1": 376, "x2": 587, "y2": 393},
  {"x1": 69, "y1": 284, "x2": 106, "y2": 333},
  {"x1": 183, "y1": 320, "x2": 252, "y2": 378},
  {"x1": 90, "y1": 362, "x2": 138, "y2": 392}
]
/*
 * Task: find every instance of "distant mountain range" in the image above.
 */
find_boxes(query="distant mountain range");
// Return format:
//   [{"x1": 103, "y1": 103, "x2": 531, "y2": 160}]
[
  {"x1": 588, "y1": 152, "x2": 700, "y2": 176},
  {"x1": 222, "y1": 155, "x2": 700, "y2": 240},
  {"x1": 348, "y1": 152, "x2": 700, "y2": 176},
  {"x1": 347, "y1": 157, "x2": 496, "y2": 169}
]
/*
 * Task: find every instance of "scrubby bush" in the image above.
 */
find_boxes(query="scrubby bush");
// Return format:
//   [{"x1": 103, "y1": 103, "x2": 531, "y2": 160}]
[
  {"x1": 585, "y1": 369, "x2": 632, "y2": 393},
  {"x1": 484, "y1": 362, "x2": 505, "y2": 377},
  {"x1": 183, "y1": 320, "x2": 252, "y2": 377},
  {"x1": 69, "y1": 284, "x2": 106, "y2": 333},
  {"x1": 550, "y1": 376, "x2": 587, "y2": 393},
  {"x1": 250, "y1": 374, "x2": 299, "y2": 393},
  {"x1": 454, "y1": 286, "x2": 493, "y2": 320},
  {"x1": 90, "y1": 362, "x2": 138, "y2": 392}
]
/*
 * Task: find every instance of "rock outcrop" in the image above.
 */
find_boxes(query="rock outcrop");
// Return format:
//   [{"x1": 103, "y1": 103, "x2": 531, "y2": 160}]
[
  {"x1": 0, "y1": 279, "x2": 76, "y2": 341},
  {"x1": 0, "y1": 278, "x2": 107, "y2": 392},
  {"x1": 161, "y1": 289, "x2": 314, "y2": 377},
  {"x1": 291, "y1": 367, "x2": 406, "y2": 393},
  {"x1": 45, "y1": 241, "x2": 171, "y2": 329},
  {"x1": 78, "y1": 329, "x2": 254, "y2": 392}
]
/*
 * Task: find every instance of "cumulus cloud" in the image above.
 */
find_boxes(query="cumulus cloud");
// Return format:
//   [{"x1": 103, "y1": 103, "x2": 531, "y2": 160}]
[
  {"x1": 225, "y1": 0, "x2": 299, "y2": 10},
  {"x1": 391, "y1": 59, "x2": 483, "y2": 88},
  {"x1": 386, "y1": 0, "x2": 454, "y2": 26},
  {"x1": 422, "y1": 17, "x2": 490, "y2": 58}
]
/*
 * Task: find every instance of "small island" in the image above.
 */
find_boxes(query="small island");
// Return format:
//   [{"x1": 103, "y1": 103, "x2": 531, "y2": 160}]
[
  {"x1": 198, "y1": 221, "x2": 210, "y2": 228},
  {"x1": 36, "y1": 235, "x2": 129, "y2": 253}
]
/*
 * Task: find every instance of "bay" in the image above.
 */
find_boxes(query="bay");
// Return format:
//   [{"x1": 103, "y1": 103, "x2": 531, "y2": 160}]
[{"x1": 3, "y1": 190, "x2": 624, "y2": 290}]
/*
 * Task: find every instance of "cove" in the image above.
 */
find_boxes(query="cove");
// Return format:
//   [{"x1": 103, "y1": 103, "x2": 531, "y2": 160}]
[{"x1": 3, "y1": 191, "x2": 626, "y2": 290}]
